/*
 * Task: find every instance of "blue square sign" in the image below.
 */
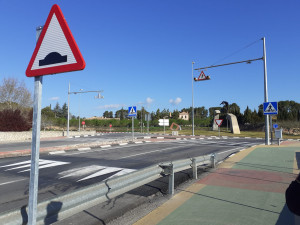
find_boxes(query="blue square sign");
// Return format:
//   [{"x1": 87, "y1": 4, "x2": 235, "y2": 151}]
[
  {"x1": 128, "y1": 106, "x2": 137, "y2": 116},
  {"x1": 263, "y1": 102, "x2": 278, "y2": 115}
]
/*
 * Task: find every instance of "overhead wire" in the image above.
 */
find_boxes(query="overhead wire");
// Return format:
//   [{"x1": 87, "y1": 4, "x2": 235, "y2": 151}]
[{"x1": 209, "y1": 38, "x2": 262, "y2": 67}]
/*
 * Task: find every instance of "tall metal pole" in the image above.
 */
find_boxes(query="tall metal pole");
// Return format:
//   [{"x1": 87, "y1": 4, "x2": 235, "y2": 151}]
[
  {"x1": 78, "y1": 94, "x2": 80, "y2": 132},
  {"x1": 132, "y1": 116, "x2": 134, "y2": 141},
  {"x1": 263, "y1": 37, "x2": 270, "y2": 145},
  {"x1": 78, "y1": 89, "x2": 83, "y2": 132},
  {"x1": 147, "y1": 114, "x2": 149, "y2": 133},
  {"x1": 141, "y1": 107, "x2": 143, "y2": 133},
  {"x1": 163, "y1": 117, "x2": 166, "y2": 135},
  {"x1": 28, "y1": 26, "x2": 43, "y2": 225},
  {"x1": 67, "y1": 82, "x2": 70, "y2": 137},
  {"x1": 192, "y1": 61, "x2": 195, "y2": 136}
]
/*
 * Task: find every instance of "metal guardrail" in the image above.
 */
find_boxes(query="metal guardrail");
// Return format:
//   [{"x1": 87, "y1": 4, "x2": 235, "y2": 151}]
[{"x1": 0, "y1": 149, "x2": 240, "y2": 225}]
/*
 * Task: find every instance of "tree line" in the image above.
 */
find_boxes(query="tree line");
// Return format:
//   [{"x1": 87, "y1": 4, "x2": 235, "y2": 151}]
[{"x1": 0, "y1": 78, "x2": 299, "y2": 131}]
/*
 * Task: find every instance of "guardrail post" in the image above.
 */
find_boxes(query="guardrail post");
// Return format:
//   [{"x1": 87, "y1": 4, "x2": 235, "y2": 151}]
[
  {"x1": 191, "y1": 158, "x2": 197, "y2": 179},
  {"x1": 160, "y1": 164, "x2": 174, "y2": 195},
  {"x1": 210, "y1": 153, "x2": 216, "y2": 168}
]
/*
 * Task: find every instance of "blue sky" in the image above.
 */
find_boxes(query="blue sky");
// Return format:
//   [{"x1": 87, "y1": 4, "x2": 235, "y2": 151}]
[{"x1": 1, "y1": 0, "x2": 299, "y2": 118}]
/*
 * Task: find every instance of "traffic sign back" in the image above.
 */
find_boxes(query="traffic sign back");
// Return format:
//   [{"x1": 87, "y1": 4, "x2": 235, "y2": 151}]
[{"x1": 26, "y1": 4, "x2": 85, "y2": 77}]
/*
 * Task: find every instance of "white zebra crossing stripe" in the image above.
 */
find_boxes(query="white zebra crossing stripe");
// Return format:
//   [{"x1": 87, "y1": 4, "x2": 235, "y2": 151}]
[
  {"x1": 58, "y1": 165, "x2": 106, "y2": 179},
  {"x1": 104, "y1": 169, "x2": 136, "y2": 181},
  {"x1": 77, "y1": 167, "x2": 121, "y2": 182},
  {"x1": 20, "y1": 161, "x2": 70, "y2": 172},
  {"x1": 58, "y1": 165, "x2": 136, "y2": 182},
  {"x1": 1, "y1": 159, "x2": 70, "y2": 172}
]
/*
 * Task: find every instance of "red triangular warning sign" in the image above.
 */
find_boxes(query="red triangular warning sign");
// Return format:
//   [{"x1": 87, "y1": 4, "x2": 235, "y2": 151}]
[
  {"x1": 215, "y1": 119, "x2": 223, "y2": 127},
  {"x1": 198, "y1": 71, "x2": 207, "y2": 80},
  {"x1": 26, "y1": 4, "x2": 85, "y2": 77}
]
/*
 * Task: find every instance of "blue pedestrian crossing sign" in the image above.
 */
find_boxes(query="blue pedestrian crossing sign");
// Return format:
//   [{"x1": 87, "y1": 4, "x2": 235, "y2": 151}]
[
  {"x1": 263, "y1": 102, "x2": 278, "y2": 115},
  {"x1": 128, "y1": 106, "x2": 137, "y2": 116}
]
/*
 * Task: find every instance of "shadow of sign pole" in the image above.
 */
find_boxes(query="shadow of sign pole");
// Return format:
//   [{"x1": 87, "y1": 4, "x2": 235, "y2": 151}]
[{"x1": 28, "y1": 26, "x2": 44, "y2": 225}]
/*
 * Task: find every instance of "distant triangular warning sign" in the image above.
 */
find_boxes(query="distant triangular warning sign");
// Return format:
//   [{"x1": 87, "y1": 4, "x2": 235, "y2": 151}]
[
  {"x1": 265, "y1": 103, "x2": 277, "y2": 113},
  {"x1": 26, "y1": 4, "x2": 85, "y2": 77},
  {"x1": 198, "y1": 71, "x2": 207, "y2": 80}
]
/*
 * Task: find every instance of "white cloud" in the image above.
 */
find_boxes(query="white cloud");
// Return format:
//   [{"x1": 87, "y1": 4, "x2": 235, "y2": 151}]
[
  {"x1": 169, "y1": 97, "x2": 182, "y2": 105},
  {"x1": 146, "y1": 97, "x2": 154, "y2": 104},
  {"x1": 97, "y1": 104, "x2": 126, "y2": 109},
  {"x1": 49, "y1": 97, "x2": 59, "y2": 101}
]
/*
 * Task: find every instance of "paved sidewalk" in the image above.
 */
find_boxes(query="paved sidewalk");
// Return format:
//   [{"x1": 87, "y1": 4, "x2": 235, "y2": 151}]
[{"x1": 134, "y1": 141, "x2": 300, "y2": 225}]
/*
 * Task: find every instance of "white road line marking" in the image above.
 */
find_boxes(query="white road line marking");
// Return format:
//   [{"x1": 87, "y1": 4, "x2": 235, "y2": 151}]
[
  {"x1": 101, "y1": 145, "x2": 111, "y2": 148},
  {"x1": 134, "y1": 141, "x2": 143, "y2": 144},
  {"x1": 119, "y1": 143, "x2": 128, "y2": 146},
  {"x1": 2, "y1": 159, "x2": 70, "y2": 172},
  {"x1": 5, "y1": 160, "x2": 53, "y2": 171},
  {"x1": 120, "y1": 146, "x2": 183, "y2": 159},
  {"x1": 78, "y1": 147, "x2": 91, "y2": 151},
  {"x1": 157, "y1": 137, "x2": 164, "y2": 139},
  {"x1": 49, "y1": 151, "x2": 66, "y2": 155},
  {"x1": 143, "y1": 136, "x2": 151, "y2": 139},
  {"x1": 0, "y1": 160, "x2": 31, "y2": 168},
  {"x1": 0, "y1": 178, "x2": 27, "y2": 186},
  {"x1": 74, "y1": 136, "x2": 80, "y2": 138},
  {"x1": 19, "y1": 161, "x2": 70, "y2": 172}
]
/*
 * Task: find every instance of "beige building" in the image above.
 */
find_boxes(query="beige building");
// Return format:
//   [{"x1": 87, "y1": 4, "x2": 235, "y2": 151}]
[{"x1": 179, "y1": 112, "x2": 189, "y2": 121}]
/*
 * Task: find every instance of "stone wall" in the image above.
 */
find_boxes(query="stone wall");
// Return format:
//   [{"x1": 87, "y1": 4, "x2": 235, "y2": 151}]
[{"x1": 0, "y1": 130, "x2": 96, "y2": 142}]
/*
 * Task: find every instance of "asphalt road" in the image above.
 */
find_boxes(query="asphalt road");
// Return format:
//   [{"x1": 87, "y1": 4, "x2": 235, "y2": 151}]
[
  {"x1": 0, "y1": 132, "x2": 147, "y2": 152},
  {"x1": 0, "y1": 136, "x2": 263, "y2": 215}
]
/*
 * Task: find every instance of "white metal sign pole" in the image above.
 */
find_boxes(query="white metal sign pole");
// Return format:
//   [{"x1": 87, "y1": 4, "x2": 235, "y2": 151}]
[
  {"x1": 67, "y1": 82, "x2": 70, "y2": 137},
  {"x1": 28, "y1": 26, "x2": 43, "y2": 225},
  {"x1": 132, "y1": 116, "x2": 134, "y2": 141},
  {"x1": 263, "y1": 37, "x2": 270, "y2": 145},
  {"x1": 163, "y1": 118, "x2": 165, "y2": 135},
  {"x1": 192, "y1": 61, "x2": 195, "y2": 136}
]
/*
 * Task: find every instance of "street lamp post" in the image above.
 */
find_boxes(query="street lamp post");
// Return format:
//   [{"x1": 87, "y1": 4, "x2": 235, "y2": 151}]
[{"x1": 67, "y1": 83, "x2": 104, "y2": 137}]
